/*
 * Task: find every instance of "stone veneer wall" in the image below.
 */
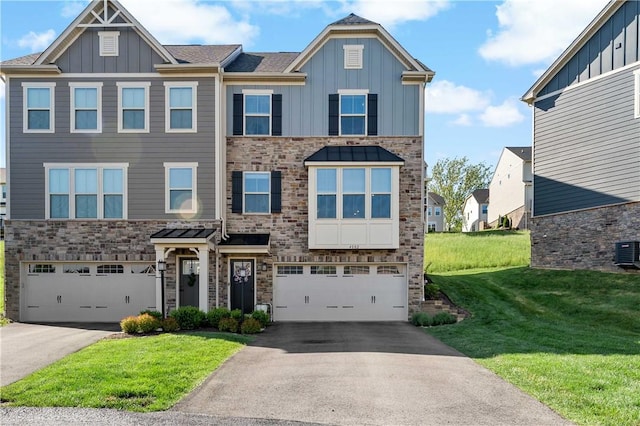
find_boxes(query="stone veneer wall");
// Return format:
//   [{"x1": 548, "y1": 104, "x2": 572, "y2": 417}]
[
  {"x1": 531, "y1": 201, "x2": 640, "y2": 273},
  {"x1": 4, "y1": 220, "x2": 221, "y2": 320},
  {"x1": 225, "y1": 136, "x2": 425, "y2": 315},
  {"x1": 488, "y1": 205, "x2": 530, "y2": 230}
]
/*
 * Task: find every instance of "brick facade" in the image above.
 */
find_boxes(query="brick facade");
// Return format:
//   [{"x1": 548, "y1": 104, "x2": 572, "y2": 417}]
[
  {"x1": 488, "y1": 205, "x2": 530, "y2": 230},
  {"x1": 531, "y1": 201, "x2": 640, "y2": 273}
]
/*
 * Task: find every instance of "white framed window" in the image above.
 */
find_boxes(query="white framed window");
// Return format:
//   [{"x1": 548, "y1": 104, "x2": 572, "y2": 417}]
[
  {"x1": 343, "y1": 45, "x2": 364, "y2": 69},
  {"x1": 98, "y1": 31, "x2": 120, "y2": 56},
  {"x1": 117, "y1": 82, "x2": 150, "y2": 133},
  {"x1": 634, "y1": 69, "x2": 640, "y2": 119},
  {"x1": 427, "y1": 223, "x2": 436, "y2": 233},
  {"x1": 243, "y1": 89, "x2": 272, "y2": 135},
  {"x1": 338, "y1": 90, "x2": 368, "y2": 136},
  {"x1": 164, "y1": 82, "x2": 197, "y2": 132},
  {"x1": 22, "y1": 82, "x2": 55, "y2": 133},
  {"x1": 427, "y1": 207, "x2": 432, "y2": 216},
  {"x1": 44, "y1": 163, "x2": 128, "y2": 219},
  {"x1": 435, "y1": 206, "x2": 441, "y2": 216},
  {"x1": 69, "y1": 82, "x2": 102, "y2": 133},
  {"x1": 164, "y1": 163, "x2": 197, "y2": 214},
  {"x1": 243, "y1": 172, "x2": 271, "y2": 214}
]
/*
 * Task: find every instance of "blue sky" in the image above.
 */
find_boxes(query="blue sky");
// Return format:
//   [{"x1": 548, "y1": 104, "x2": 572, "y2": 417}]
[{"x1": 0, "y1": 0, "x2": 610, "y2": 170}]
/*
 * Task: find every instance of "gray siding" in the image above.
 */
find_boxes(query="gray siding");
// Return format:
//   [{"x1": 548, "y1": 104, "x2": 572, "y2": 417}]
[
  {"x1": 8, "y1": 77, "x2": 216, "y2": 220},
  {"x1": 540, "y1": 0, "x2": 639, "y2": 96},
  {"x1": 55, "y1": 28, "x2": 166, "y2": 73},
  {"x1": 226, "y1": 38, "x2": 421, "y2": 136},
  {"x1": 533, "y1": 65, "x2": 640, "y2": 216}
]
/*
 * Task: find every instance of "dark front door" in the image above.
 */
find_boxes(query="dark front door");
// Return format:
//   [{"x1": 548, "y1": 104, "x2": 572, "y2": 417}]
[
  {"x1": 230, "y1": 259, "x2": 255, "y2": 315},
  {"x1": 180, "y1": 258, "x2": 199, "y2": 308}
]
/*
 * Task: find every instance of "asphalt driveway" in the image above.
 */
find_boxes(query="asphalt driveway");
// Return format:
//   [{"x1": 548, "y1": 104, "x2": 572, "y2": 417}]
[
  {"x1": 174, "y1": 322, "x2": 572, "y2": 426},
  {"x1": 0, "y1": 322, "x2": 118, "y2": 386}
]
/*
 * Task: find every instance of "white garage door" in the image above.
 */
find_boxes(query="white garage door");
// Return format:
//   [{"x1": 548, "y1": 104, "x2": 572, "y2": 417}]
[
  {"x1": 273, "y1": 264, "x2": 407, "y2": 321},
  {"x1": 23, "y1": 262, "x2": 157, "y2": 323}
]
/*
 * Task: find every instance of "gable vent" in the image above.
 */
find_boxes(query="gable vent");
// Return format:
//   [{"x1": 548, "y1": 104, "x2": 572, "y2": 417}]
[
  {"x1": 343, "y1": 45, "x2": 364, "y2": 69},
  {"x1": 98, "y1": 31, "x2": 120, "y2": 57}
]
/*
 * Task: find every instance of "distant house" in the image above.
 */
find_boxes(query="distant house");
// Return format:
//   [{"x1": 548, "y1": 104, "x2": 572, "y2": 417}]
[
  {"x1": 522, "y1": 0, "x2": 640, "y2": 272},
  {"x1": 488, "y1": 147, "x2": 532, "y2": 230},
  {"x1": 462, "y1": 189, "x2": 489, "y2": 233},
  {"x1": 425, "y1": 192, "x2": 445, "y2": 232}
]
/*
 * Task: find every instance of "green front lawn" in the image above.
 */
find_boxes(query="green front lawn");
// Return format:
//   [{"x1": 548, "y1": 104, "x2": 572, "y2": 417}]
[
  {"x1": 0, "y1": 332, "x2": 250, "y2": 411},
  {"x1": 428, "y1": 267, "x2": 640, "y2": 426}
]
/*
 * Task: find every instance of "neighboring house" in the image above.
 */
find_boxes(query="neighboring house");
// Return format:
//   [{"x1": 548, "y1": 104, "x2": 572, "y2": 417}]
[
  {"x1": 0, "y1": 168, "x2": 5, "y2": 237},
  {"x1": 425, "y1": 192, "x2": 445, "y2": 232},
  {"x1": 462, "y1": 189, "x2": 489, "y2": 233},
  {"x1": 1, "y1": 0, "x2": 433, "y2": 322},
  {"x1": 522, "y1": 0, "x2": 640, "y2": 272},
  {"x1": 487, "y1": 147, "x2": 532, "y2": 230}
]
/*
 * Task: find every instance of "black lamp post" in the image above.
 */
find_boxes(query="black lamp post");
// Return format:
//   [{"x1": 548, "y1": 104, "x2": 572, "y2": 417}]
[{"x1": 158, "y1": 259, "x2": 166, "y2": 318}]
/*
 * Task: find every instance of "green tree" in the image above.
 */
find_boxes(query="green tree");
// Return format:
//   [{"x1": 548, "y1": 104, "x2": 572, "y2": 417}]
[{"x1": 429, "y1": 157, "x2": 492, "y2": 232}]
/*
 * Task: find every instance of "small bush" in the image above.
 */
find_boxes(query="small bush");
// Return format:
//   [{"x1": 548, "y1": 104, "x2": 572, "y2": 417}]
[
  {"x1": 169, "y1": 306, "x2": 206, "y2": 330},
  {"x1": 218, "y1": 317, "x2": 239, "y2": 333},
  {"x1": 241, "y1": 317, "x2": 262, "y2": 334},
  {"x1": 137, "y1": 313, "x2": 160, "y2": 333},
  {"x1": 139, "y1": 310, "x2": 162, "y2": 320},
  {"x1": 411, "y1": 312, "x2": 432, "y2": 327},
  {"x1": 207, "y1": 307, "x2": 231, "y2": 329},
  {"x1": 230, "y1": 309, "x2": 244, "y2": 322},
  {"x1": 424, "y1": 283, "x2": 440, "y2": 300},
  {"x1": 161, "y1": 317, "x2": 179, "y2": 332},
  {"x1": 251, "y1": 310, "x2": 270, "y2": 328},
  {"x1": 120, "y1": 316, "x2": 139, "y2": 334},
  {"x1": 432, "y1": 312, "x2": 458, "y2": 325}
]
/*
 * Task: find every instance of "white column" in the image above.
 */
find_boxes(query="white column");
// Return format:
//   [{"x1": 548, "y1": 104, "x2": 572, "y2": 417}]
[
  {"x1": 198, "y1": 246, "x2": 209, "y2": 312},
  {"x1": 155, "y1": 248, "x2": 164, "y2": 314}
]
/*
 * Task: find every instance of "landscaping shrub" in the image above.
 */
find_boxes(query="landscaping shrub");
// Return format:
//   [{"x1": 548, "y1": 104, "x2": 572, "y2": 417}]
[
  {"x1": 137, "y1": 313, "x2": 160, "y2": 333},
  {"x1": 218, "y1": 317, "x2": 239, "y2": 333},
  {"x1": 230, "y1": 309, "x2": 243, "y2": 322},
  {"x1": 240, "y1": 317, "x2": 262, "y2": 334},
  {"x1": 251, "y1": 310, "x2": 270, "y2": 328},
  {"x1": 169, "y1": 306, "x2": 206, "y2": 330},
  {"x1": 207, "y1": 307, "x2": 231, "y2": 329},
  {"x1": 161, "y1": 317, "x2": 179, "y2": 332},
  {"x1": 120, "y1": 316, "x2": 139, "y2": 334},
  {"x1": 424, "y1": 283, "x2": 440, "y2": 300},
  {"x1": 139, "y1": 310, "x2": 162, "y2": 320},
  {"x1": 411, "y1": 312, "x2": 432, "y2": 327},
  {"x1": 432, "y1": 312, "x2": 457, "y2": 325}
]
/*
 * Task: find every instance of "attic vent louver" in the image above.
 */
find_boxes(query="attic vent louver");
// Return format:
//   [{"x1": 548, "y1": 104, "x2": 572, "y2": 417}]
[
  {"x1": 343, "y1": 45, "x2": 364, "y2": 69},
  {"x1": 99, "y1": 31, "x2": 120, "y2": 57}
]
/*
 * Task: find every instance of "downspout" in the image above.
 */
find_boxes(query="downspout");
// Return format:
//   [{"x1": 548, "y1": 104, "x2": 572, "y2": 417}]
[{"x1": 2, "y1": 74, "x2": 9, "y2": 221}]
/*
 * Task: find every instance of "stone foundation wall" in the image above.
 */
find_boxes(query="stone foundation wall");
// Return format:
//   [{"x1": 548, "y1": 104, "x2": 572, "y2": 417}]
[
  {"x1": 488, "y1": 205, "x2": 530, "y2": 230},
  {"x1": 531, "y1": 201, "x2": 640, "y2": 273}
]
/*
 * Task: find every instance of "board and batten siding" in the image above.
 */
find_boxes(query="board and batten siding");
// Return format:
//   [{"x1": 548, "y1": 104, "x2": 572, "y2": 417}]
[
  {"x1": 226, "y1": 38, "x2": 421, "y2": 136},
  {"x1": 8, "y1": 77, "x2": 216, "y2": 220},
  {"x1": 533, "y1": 65, "x2": 640, "y2": 216},
  {"x1": 539, "y1": 0, "x2": 639, "y2": 97}
]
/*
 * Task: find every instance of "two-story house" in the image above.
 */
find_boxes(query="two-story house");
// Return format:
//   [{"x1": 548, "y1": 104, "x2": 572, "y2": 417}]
[
  {"x1": 522, "y1": 0, "x2": 639, "y2": 272},
  {"x1": 1, "y1": 0, "x2": 433, "y2": 322},
  {"x1": 425, "y1": 192, "x2": 445, "y2": 232},
  {"x1": 462, "y1": 189, "x2": 489, "y2": 233},
  {"x1": 487, "y1": 147, "x2": 532, "y2": 230}
]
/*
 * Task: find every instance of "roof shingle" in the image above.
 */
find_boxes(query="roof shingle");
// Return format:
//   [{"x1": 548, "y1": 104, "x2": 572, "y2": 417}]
[
  {"x1": 305, "y1": 146, "x2": 405, "y2": 163},
  {"x1": 224, "y1": 52, "x2": 300, "y2": 72}
]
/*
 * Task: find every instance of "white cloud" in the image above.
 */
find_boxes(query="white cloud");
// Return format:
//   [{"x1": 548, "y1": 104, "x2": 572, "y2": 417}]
[
  {"x1": 61, "y1": 1, "x2": 88, "y2": 18},
  {"x1": 425, "y1": 80, "x2": 491, "y2": 114},
  {"x1": 17, "y1": 30, "x2": 56, "y2": 52},
  {"x1": 344, "y1": 0, "x2": 450, "y2": 28},
  {"x1": 119, "y1": 0, "x2": 259, "y2": 45},
  {"x1": 450, "y1": 114, "x2": 472, "y2": 126},
  {"x1": 479, "y1": 0, "x2": 609, "y2": 66},
  {"x1": 479, "y1": 99, "x2": 525, "y2": 127}
]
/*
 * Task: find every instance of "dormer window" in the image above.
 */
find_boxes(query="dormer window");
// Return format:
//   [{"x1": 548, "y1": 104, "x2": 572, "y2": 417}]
[
  {"x1": 98, "y1": 31, "x2": 120, "y2": 57},
  {"x1": 343, "y1": 45, "x2": 364, "y2": 69}
]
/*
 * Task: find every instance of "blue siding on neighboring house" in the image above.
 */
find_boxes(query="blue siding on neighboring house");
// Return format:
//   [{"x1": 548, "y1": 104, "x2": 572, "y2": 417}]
[
  {"x1": 539, "y1": 0, "x2": 639, "y2": 96},
  {"x1": 8, "y1": 77, "x2": 217, "y2": 220},
  {"x1": 226, "y1": 38, "x2": 421, "y2": 136},
  {"x1": 533, "y1": 65, "x2": 640, "y2": 216}
]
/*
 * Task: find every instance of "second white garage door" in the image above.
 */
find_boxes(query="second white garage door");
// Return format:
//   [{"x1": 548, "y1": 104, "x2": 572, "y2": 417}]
[{"x1": 273, "y1": 264, "x2": 407, "y2": 321}]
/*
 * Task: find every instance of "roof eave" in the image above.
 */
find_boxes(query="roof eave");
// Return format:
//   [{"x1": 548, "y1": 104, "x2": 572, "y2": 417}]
[
  {"x1": 304, "y1": 160, "x2": 405, "y2": 167},
  {"x1": 0, "y1": 65, "x2": 62, "y2": 75},
  {"x1": 223, "y1": 72, "x2": 307, "y2": 83},
  {"x1": 155, "y1": 63, "x2": 220, "y2": 74},
  {"x1": 402, "y1": 71, "x2": 434, "y2": 84}
]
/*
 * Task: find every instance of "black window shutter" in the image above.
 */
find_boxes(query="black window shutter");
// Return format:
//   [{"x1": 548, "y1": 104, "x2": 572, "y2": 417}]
[
  {"x1": 328, "y1": 94, "x2": 339, "y2": 136},
  {"x1": 367, "y1": 94, "x2": 378, "y2": 136},
  {"x1": 232, "y1": 94, "x2": 243, "y2": 136},
  {"x1": 271, "y1": 171, "x2": 282, "y2": 213},
  {"x1": 232, "y1": 171, "x2": 243, "y2": 213},
  {"x1": 272, "y1": 94, "x2": 282, "y2": 136}
]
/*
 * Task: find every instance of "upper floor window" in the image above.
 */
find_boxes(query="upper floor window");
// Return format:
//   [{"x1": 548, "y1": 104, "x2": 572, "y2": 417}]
[
  {"x1": 232, "y1": 170, "x2": 281, "y2": 214},
  {"x1": 232, "y1": 91, "x2": 282, "y2": 136},
  {"x1": 23, "y1": 82, "x2": 55, "y2": 133},
  {"x1": 70, "y1": 83, "x2": 102, "y2": 133},
  {"x1": 481, "y1": 204, "x2": 488, "y2": 214},
  {"x1": 427, "y1": 207, "x2": 432, "y2": 216},
  {"x1": 165, "y1": 82, "x2": 197, "y2": 132},
  {"x1": 164, "y1": 163, "x2": 197, "y2": 214},
  {"x1": 340, "y1": 93, "x2": 366, "y2": 135},
  {"x1": 343, "y1": 45, "x2": 364, "y2": 69},
  {"x1": 45, "y1": 163, "x2": 127, "y2": 220},
  {"x1": 435, "y1": 206, "x2": 441, "y2": 216},
  {"x1": 117, "y1": 82, "x2": 150, "y2": 133},
  {"x1": 634, "y1": 69, "x2": 640, "y2": 119},
  {"x1": 328, "y1": 91, "x2": 377, "y2": 136},
  {"x1": 98, "y1": 31, "x2": 120, "y2": 56}
]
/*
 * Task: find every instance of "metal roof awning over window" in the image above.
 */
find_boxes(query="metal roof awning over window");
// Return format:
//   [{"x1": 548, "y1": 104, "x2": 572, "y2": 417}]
[
  {"x1": 304, "y1": 146, "x2": 405, "y2": 165},
  {"x1": 218, "y1": 233, "x2": 270, "y2": 254},
  {"x1": 150, "y1": 228, "x2": 217, "y2": 245}
]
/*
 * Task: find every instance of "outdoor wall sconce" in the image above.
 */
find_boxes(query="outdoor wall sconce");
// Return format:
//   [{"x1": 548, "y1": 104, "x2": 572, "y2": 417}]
[{"x1": 262, "y1": 262, "x2": 268, "y2": 272}]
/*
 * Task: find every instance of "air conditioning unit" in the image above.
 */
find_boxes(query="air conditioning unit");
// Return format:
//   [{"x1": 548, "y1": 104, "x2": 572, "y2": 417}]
[{"x1": 614, "y1": 241, "x2": 640, "y2": 268}]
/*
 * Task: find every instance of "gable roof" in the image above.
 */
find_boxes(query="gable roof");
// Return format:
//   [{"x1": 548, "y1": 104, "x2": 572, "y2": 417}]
[
  {"x1": 469, "y1": 189, "x2": 489, "y2": 204},
  {"x1": 521, "y1": 0, "x2": 623, "y2": 103},
  {"x1": 164, "y1": 45, "x2": 241, "y2": 65},
  {"x1": 330, "y1": 13, "x2": 377, "y2": 26},
  {"x1": 506, "y1": 147, "x2": 532, "y2": 161},
  {"x1": 304, "y1": 146, "x2": 405, "y2": 164},
  {"x1": 428, "y1": 192, "x2": 445, "y2": 205},
  {"x1": 225, "y1": 52, "x2": 300, "y2": 72}
]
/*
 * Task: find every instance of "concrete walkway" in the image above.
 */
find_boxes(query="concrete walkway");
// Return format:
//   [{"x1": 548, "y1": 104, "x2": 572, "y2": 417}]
[
  {"x1": 0, "y1": 322, "x2": 117, "y2": 386},
  {"x1": 174, "y1": 322, "x2": 573, "y2": 425}
]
